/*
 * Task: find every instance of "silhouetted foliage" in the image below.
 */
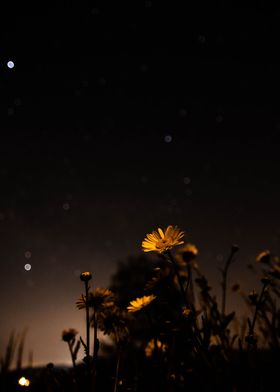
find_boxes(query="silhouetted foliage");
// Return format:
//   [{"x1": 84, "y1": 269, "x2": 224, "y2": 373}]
[{"x1": 2, "y1": 227, "x2": 280, "y2": 391}]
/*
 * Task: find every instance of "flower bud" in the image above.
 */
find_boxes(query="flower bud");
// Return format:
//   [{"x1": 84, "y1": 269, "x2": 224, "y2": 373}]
[{"x1": 80, "y1": 272, "x2": 92, "y2": 282}]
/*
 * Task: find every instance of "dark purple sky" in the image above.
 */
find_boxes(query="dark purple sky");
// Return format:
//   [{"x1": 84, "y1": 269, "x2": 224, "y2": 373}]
[{"x1": 1, "y1": 4, "x2": 280, "y2": 366}]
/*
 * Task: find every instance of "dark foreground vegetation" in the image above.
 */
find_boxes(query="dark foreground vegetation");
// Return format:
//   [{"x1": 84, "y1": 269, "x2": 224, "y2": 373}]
[{"x1": 1, "y1": 226, "x2": 280, "y2": 391}]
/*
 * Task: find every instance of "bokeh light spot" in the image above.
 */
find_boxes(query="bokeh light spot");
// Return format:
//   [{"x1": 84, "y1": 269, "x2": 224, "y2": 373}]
[
  {"x1": 24, "y1": 251, "x2": 32, "y2": 259},
  {"x1": 7, "y1": 61, "x2": 15, "y2": 69},
  {"x1": 24, "y1": 264, "x2": 32, "y2": 271},
  {"x1": 164, "y1": 135, "x2": 172, "y2": 143},
  {"x1": 18, "y1": 376, "x2": 30, "y2": 386},
  {"x1": 198, "y1": 34, "x2": 206, "y2": 44},
  {"x1": 183, "y1": 177, "x2": 191, "y2": 185},
  {"x1": 63, "y1": 202, "x2": 70, "y2": 211},
  {"x1": 139, "y1": 64, "x2": 148, "y2": 72}
]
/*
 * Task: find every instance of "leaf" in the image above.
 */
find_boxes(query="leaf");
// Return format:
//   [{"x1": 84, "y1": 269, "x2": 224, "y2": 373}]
[{"x1": 221, "y1": 312, "x2": 235, "y2": 329}]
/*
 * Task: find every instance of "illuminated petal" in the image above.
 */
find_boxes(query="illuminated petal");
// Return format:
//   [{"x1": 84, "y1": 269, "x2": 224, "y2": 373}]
[
  {"x1": 158, "y1": 228, "x2": 164, "y2": 238},
  {"x1": 127, "y1": 294, "x2": 156, "y2": 313}
]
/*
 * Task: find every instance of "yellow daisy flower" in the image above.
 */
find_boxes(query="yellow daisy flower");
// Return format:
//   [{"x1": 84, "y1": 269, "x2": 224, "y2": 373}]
[
  {"x1": 76, "y1": 288, "x2": 114, "y2": 311},
  {"x1": 127, "y1": 294, "x2": 156, "y2": 313},
  {"x1": 142, "y1": 225, "x2": 184, "y2": 254}
]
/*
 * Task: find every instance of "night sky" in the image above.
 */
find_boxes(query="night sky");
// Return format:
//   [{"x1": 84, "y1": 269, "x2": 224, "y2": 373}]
[{"x1": 1, "y1": 4, "x2": 280, "y2": 366}]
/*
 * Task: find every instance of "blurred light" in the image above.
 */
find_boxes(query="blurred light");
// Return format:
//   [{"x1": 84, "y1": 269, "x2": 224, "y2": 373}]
[
  {"x1": 139, "y1": 63, "x2": 148, "y2": 72},
  {"x1": 24, "y1": 251, "x2": 32, "y2": 259},
  {"x1": 198, "y1": 34, "x2": 206, "y2": 44},
  {"x1": 7, "y1": 61, "x2": 15, "y2": 69},
  {"x1": 18, "y1": 376, "x2": 30, "y2": 386},
  {"x1": 164, "y1": 135, "x2": 172, "y2": 143},
  {"x1": 183, "y1": 177, "x2": 191, "y2": 185},
  {"x1": 24, "y1": 264, "x2": 32, "y2": 271},
  {"x1": 14, "y1": 97, "x2": 22, "y2": 106},
  {"x1": 63, "y1": 202, "x2": 70, "y2": 211}
]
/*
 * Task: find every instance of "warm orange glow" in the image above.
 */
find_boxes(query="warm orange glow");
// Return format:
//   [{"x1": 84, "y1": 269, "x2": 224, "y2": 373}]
[
  {"x1": 142, "y1": 225, "x2": 184, "y2": 253},
  {"x1": 145, "y1": 338, "x2": 167, "y2": 357},
  {"x1": 18, "y1": 377, "x2": 30, "y2": 387}
]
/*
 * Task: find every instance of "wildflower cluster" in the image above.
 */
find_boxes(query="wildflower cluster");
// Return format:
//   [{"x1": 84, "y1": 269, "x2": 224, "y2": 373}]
[{"x1": 55, "y1": 225, "x2": 280, "y2": 392}]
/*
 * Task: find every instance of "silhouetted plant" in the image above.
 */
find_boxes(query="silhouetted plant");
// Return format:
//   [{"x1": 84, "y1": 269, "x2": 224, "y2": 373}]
[
  {"x1": 0, "y1": 331, "x2": 18, "y2": 374},
  {"x1": 6, "y1": 223, "x2": 280, "y2": 391},
  {"x1": 62, "y1": 328, "x2": 80, "y2": 368}
]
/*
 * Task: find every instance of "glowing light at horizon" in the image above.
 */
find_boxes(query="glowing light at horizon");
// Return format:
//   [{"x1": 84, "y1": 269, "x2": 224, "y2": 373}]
[{"x1": 18, "y1": 376, "x2": 30, "y2": 386}]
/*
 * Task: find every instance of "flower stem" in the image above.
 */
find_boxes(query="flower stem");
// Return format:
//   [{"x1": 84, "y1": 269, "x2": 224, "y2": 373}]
[
  {"x1": 92, "y1": 310, "x2": 98, "y2": 391},
  {"x1": 93, "y1": 310, "x2": 98, "y2": 359},
  {"x1": 221, "y1": 246, "x2": 238, "y2": 317},
  {"x1": 186, "y1": 263, "x2": 195, "y2": 306},
  {"x1": 84, "y1": 281, "x2": 90, "y2": 358},
  {"x1": 166, "y1": 250, "x2": 212, "y2": 368},
  {"x1": 67, "y1": 341, "x2": 76, "y2": 368},
  {"x1": 166, "y1": 250, "x2": 188, "y2": 306},
  {"x1": 249, "y1": 282, "x2": 267, "y2": 336},
  {"x1": 83, "y1": 281, "x2": 93, "y2": 392},
  {"x1": 113, "y1": 351, "x2": 121, "y2": 392}
]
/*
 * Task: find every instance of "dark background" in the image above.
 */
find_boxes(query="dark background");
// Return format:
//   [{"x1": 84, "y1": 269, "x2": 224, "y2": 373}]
[{"x1": 1, "y1": 3, "x2": 280, "y2": 366}]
